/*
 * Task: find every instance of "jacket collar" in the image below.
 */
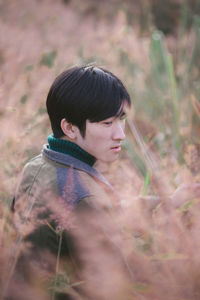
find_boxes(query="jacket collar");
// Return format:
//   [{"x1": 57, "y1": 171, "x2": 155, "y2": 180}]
[{"x1": 42, "y1": 144, "x2": 112, "y2": 189}]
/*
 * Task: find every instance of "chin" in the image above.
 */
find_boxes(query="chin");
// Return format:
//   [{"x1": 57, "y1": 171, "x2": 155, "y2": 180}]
[
  {"x1": 105, "y1": 157, "x2": 119, "y2": 163},
  {"x1": 96, "y1": 153, "x2": 119, "y2": 163}
]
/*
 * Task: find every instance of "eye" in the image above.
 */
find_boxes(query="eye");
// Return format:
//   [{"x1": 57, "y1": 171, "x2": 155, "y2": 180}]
[
  {"x1": 120, "y1": 114, "x2": 126, "y2": 121},
  {"x1": 103, "y1": 121, "x2": 113, "y2": 126}
]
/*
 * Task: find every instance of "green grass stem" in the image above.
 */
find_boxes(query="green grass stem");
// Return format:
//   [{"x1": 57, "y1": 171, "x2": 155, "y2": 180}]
[
  {"x1": 167, "y1": 54, "x2": 180, "y2": 152},
  {"x1": 141, "y1": 171, "x2": 151, "y2": 196}
]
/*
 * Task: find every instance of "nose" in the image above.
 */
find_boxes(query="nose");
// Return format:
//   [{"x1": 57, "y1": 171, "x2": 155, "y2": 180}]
[{"x1": 112, "y1": 121, "x2": 126, "y2": 141}]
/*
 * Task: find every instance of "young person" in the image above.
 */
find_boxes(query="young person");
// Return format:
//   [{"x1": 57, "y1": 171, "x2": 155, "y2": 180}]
[
  {"x1": 7, "y1": 65, "x2": 200, "y2": 300},
  {"x1": 7, "y1": 65, "x2": 131, "y2": 299}
]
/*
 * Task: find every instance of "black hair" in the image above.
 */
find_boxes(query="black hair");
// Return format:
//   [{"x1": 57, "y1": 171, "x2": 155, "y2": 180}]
[{"x1": 46, "y1": 65, "x2": 131, "y2": 138}]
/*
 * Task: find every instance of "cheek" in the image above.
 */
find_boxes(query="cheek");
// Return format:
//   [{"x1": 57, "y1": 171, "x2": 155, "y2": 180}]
[
  {"x1": 84, "y1": 125, "x2": 112, "y2": 152},
  {"x1": 121, "y1": 121, "x2": 126, "y2": 130},
  {"x1": 87, "y1": 128, "x2": 108, "y2": 142}
]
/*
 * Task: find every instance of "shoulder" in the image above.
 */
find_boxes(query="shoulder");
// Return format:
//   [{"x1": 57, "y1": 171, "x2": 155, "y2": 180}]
[
  {"x1": 15, "y1": 153, "x2": 93, "y2": 205},
  {"x1": 16, "y1": 154, "x2": 57, "y2": 196},
  {"x1": 15, "y1": 149, "x2": 114, "y2": 211},
  {"x1": 55, "y1": 166, "x2": 91, "y2": 205}
]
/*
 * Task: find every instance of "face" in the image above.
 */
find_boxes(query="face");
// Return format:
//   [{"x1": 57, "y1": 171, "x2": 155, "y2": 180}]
[{"x1": 75, "y1": 112, "x2": 127, "y2": 163}]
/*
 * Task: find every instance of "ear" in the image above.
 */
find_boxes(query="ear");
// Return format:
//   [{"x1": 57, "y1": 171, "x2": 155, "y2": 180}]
[{"x1": 60, "y1": 118, "x2": 78, "y2": 140}]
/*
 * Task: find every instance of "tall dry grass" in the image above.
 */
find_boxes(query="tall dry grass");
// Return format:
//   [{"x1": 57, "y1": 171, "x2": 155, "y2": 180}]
[{"x1": 1, "y1": 0, "x2": 200, "y2": 299}]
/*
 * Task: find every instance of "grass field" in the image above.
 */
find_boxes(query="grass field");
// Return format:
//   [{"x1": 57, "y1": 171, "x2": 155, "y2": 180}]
[{"x1": 1, "y1": 1, "x2": 200, "y2": 299}]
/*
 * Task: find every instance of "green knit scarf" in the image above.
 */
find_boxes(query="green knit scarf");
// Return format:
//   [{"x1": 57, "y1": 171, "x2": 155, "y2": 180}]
[{"x1": 47, "y1": 134, "x2": 96, "y2": 167}]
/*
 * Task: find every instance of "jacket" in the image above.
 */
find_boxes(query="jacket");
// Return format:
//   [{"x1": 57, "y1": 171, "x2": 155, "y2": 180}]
[{"x1": 7, "y1": 144, "x2": 116, "y2": 300}]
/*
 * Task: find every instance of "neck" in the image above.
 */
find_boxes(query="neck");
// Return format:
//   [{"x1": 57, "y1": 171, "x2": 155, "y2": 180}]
[{"x1": 47, "y1": 134, "x2": 96, "y2": 167}]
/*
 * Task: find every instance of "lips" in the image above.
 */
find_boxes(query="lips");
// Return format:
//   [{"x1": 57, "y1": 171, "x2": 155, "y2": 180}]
[{"x1": 111, "y1": 145, "x2": 121, "y2": 152}]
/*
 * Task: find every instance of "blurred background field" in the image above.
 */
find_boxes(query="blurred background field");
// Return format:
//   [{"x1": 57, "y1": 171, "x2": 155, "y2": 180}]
[
  {"x1": 1, "y1": 0, "x2": 200, "y2": 298},
  {"x1": 1, "y1": 0, "x2": 200, "y2": 202},
  {"x1": 1, "y1": 0, "x2": 200, "y2": 195}
]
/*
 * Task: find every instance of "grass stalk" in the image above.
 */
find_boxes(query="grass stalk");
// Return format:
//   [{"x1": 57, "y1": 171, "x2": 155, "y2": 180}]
[
  {"x1": 51, "y1": 230, "x2": 63, "y2": 300},
  {"x1": 167, "y1": 54, "x2": 180, "y2": 153},
  {"x1": 141, "y1": 171, "x2": 151, "y2": 196}
]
